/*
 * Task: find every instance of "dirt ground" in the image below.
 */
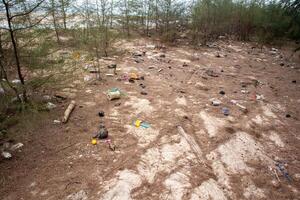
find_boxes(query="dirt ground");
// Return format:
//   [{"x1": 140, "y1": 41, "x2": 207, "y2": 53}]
[{"x1": 0, "y1": 38, "x2": 300, "y2": 200}]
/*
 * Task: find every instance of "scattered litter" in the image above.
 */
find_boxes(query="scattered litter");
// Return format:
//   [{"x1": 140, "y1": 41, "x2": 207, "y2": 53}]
[
  {"x1": 1, "y1": 151, "x2": 12, "y2": 159},
  {"x1": 62, "y1": 100, "x2": 76, "y2": 123},
  {"x1": 98, "y1": 111, "x2": 105, "y2": 117},
  {"x1": 256, "y1": 94, "x2": 265, "y2": 100},
  {"x1": 241, "y1": 89, "x2": 249, "y2": 94},
  {"x1": 276, "y1": 162, "x2": 292, "y2": 182},
  {"x1": 46, "y1": 102, "x2": 56, "y2": 110},
  {"x1": 91, "y1": 139, "x2": 97, "y2": 145},
  {"x1": 107, "y1": 88, "x2": 121, "y2": 100},
  {"x1": 53, "y1": 120, "x2": 61, "y2": 124},
  {"x1": 10, "y1": 143, "x2": 23, "y2": 151},
  {"x1": 84, "y1": 75, "x2": 92, "y2": 82},
  {"x1": 106, "y1": 74, "x2": 114, "y2": 77},
  {"x1": 134, "y1": 120, "x2": 150, "y2": 128},
  {"x1": 130, "y1": 73, "x2": 139, "y2": 80},
  {"x1": 94, "y1": 124, "x2": 108, "y2": 139},
  {"x1": 11, "y1": 79, "x2": 21, "y2": 84},
  {"x1": 230, "y1": 100, "x2": 248, "y2": 113},
  {"x1": 222, "y1": 107, "x2": 230, "y2": 116},
  {"x1": 211, "y1": 99, "x2": 221, "y2": 106},
  {"x1": 219, "y1": 90, "x2": 225, "y2": 95},
  {"x1": 158, "y1": 68, "x2": 163, "y2": 72},
  {"x1": 104, "y1": 139, "x2": 116, "y2": 151}
]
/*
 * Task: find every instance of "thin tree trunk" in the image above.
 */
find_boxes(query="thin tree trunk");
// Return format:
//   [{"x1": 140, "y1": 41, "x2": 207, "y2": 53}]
[
  {"x1": 51, "y1": 0, "x2": 60, "y2": 43},
  {"x1": 3, "y1": 0, "x2": 27, "y2": 102}
]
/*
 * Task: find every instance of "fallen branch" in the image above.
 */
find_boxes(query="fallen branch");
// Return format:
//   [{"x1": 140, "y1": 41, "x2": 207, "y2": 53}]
[{"x1": 62, "y1": 100, "x2": 76, "y2": 123}]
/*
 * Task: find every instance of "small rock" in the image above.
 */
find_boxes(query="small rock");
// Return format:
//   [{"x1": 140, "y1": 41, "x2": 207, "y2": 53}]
[
  {"x1": 159, "y1": 54, "x2": 166, "y2": 58},
  {"x1": 133, "y1": 52, "x2": 143, "y2": 57},
  {"x1": 195, "y1": 82, "x2": 209, "y2": 91},
  {"x1": 293, "y1": 173, "x2": 300, "y2": 181},
  {"x1": 53, "y1": 120, "x2": 61, "y2": 124},
  {"x1": 83, "y1": 75, "x2": 92, "y2": 82},
  {"x1": 280, "y1": 62, "x2": 285, "y2": 66},
  {"x1": 212, "y1": 100, "x2": 221, "y2": 106},
  {"x1": 66, "y1": 190, "x2": 88, "y2": 200},
  {"x1": 286, "y1": 114, "x2": 291, "y2": 118},
  {"x1": 271, "y1": 180, "x2": 280, "y2": 188},
  {"x1": 292, "y1": 80, "x2": 296, "y2": 84},
  {"x1": 10, "y1": 143, "x2": 23, "y2": 151},
  {"x1": 0, "y1": 87, "x2": 4, "y2": 94},
  {"x1": 1, "y1": 151, "x2": 12, "y2": 159},
  {"x1": 46, "y1": 102, "x2": 56, "y2": 110},
  {"x1": 139, "y1": 83, "x2": 146, "y2": 88},
  {"x1": 141, "y1": 91, "x2": 148, "y2": 95},
  {"x1": 11, "y1": 79, "x2": 21, "y2": 84},
  {"x1": 2, "y1": 142, "x2": 11, "y2": 149},
  {"x1": 183, "y1": 62, "x2": 188, "y2": 67},
  {"x1": 241, "y1": 89, "x2": 249, "y2": 94}
]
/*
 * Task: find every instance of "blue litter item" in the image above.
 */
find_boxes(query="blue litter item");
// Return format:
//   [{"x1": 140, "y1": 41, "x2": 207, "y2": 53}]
[
  {"x1": 222, "y1": 107, "x2": 230, "y2": 116},
  {"x1": 276, "y1": 162, "x2": 292, "y2": 182},
  {"x1": 140, "y1": 122, "x2": 150, "y2": 128}
]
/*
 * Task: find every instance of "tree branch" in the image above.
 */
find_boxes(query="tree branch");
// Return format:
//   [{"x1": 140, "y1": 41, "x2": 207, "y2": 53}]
[{"x1": 9, "y1": 0, "x2": 46, "y2": 20}]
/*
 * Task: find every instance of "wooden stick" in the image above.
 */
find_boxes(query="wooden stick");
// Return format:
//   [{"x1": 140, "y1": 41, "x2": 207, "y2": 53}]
[{"x1": 62, "y1": 100, "x2": 76, "y2": 123}]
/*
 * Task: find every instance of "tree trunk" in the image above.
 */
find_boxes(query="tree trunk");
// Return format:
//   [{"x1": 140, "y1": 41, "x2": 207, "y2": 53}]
[{"x1": 3, "y1": 0, "x2": 27, "y2": 102}]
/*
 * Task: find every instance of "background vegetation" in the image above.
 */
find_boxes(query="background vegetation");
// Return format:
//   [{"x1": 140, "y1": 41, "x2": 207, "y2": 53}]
[{"x1": 0, "y1": 0, "x2": 299, "y2": 130}]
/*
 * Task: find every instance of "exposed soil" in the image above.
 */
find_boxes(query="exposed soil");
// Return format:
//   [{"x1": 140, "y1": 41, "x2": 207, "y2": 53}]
[{"x1": 0, "y1": 38, "x2": 300, "y2": 200}]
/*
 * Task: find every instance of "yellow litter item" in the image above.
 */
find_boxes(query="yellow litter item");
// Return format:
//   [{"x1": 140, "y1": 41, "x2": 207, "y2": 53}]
[
  {"x1": 130, "y1": 73, "x2": 138, "y2": 80},
  {"x1": 91, "y1": 139, "x2": 97, "y2": 145},
  {"x1": 135, "y1": 120, "x2": 142, "y2": 127}
]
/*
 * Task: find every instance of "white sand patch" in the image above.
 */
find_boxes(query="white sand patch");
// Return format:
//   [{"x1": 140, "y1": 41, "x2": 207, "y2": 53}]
[
  {"x1": 190, "y1": 179, "x2": 227, "y2": 200},
  {"x1": 137, "y1": 134, "x2": 197, "y2": 183},
  {"x1": 211, "y1": 160, "x2": 231, "y2": 189},
  {"x1": 66, "y1": 190, "x2": 88, "y2": 200},
  {"x1": 175, "y1": 108, "x2": 188, "y2": 117},
  {"x1": 125, "y1": 125, "x2": 159, "y2": 147},
  {"x1": 101, "y1": 170, "x2": 142, "y2": 200},
  {"x1": 83, "y1": 101, "x2": 96, "y2": 107},
  {"x1": 199, "y1": 111, "x2": 226, "y2": 137},
  {"x1": 176, "y1": 49, "x2": 193, "y2": 56},
  {"x1": 173, "y1": 58, "x2": 192, "y2": 63},
  {"x1": 243, "y1": 183, "x2": 265, "y2": 199},
  {"x1": 252, "y1": 115, "x2": 265, "y2": 125},
  {"x1": 262, "y1": 104, "x2": 277, "y2": 118},
  {"x1": 206, "y1": 152, "x2": 233, "y2": 197},
  {"x1": 217, "y1": 132, "x2": 270, "y2": 173},
  {"x1": 163, "y1": 169, "x2": 191, "y2": 200},
  {"x1": 175, "y1": 96, "x2": 187, "y2": 106},
  {"x1": 125, "y1": 96, "x2": 154, "y2": 115},
  {"x1": 269, "y1": 131, "x2": 285, "y2": 147},
  {"x1": 110, "y1": 109, "x2": 119, "y2": 117}
]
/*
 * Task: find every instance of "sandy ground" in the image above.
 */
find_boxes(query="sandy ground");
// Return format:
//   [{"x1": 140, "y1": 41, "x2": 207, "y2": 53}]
[{"x1": 0, "y1": 38, "x2": 300, "y2": 200}]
